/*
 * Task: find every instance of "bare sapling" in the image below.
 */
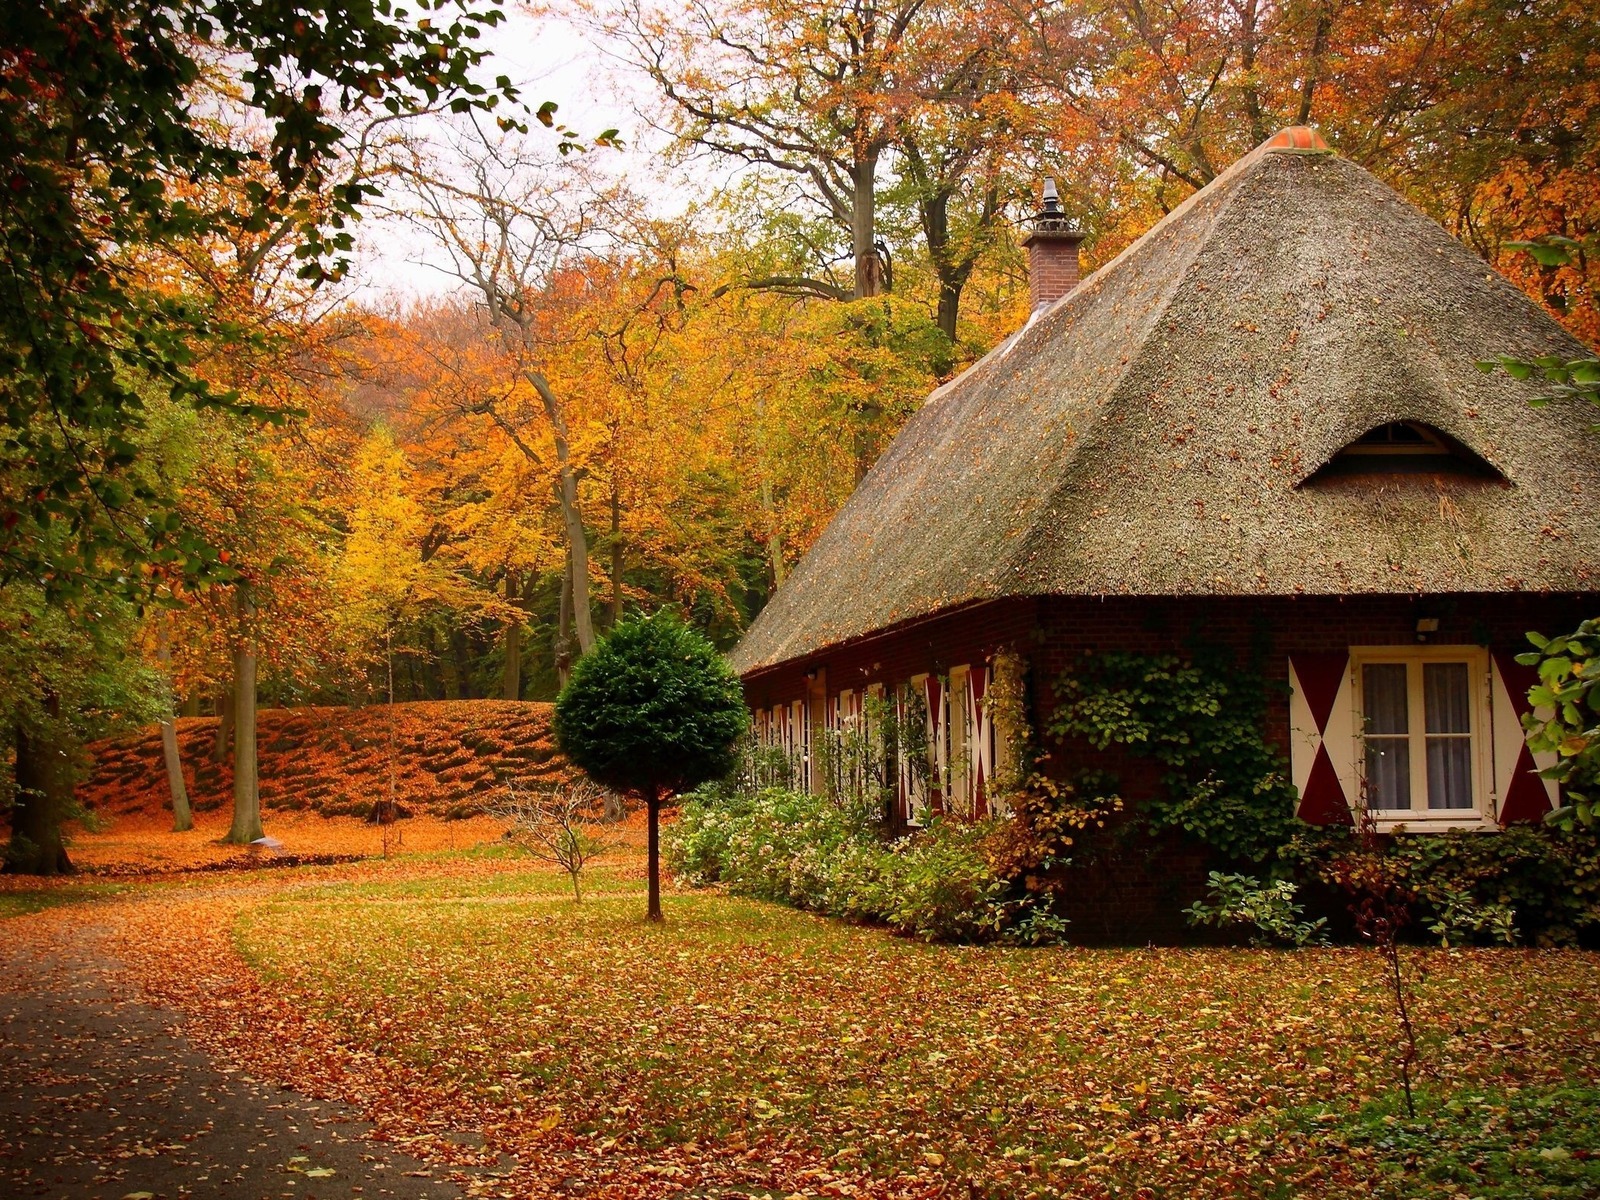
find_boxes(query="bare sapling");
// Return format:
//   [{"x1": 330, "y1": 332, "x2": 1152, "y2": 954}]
[
  {"x1": 1336, "y1": 784, "x2": 1421, "y2": 1118},
  {"x1": 490, "y1": 778, "x2": 612, "y2": 901}
]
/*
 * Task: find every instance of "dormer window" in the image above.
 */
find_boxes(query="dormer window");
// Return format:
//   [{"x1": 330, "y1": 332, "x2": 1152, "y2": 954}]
[
  {"x1": 1303, "y1": 421, "x2": 1503, "y2": 483},
  {"x1": 1346, "y1": 422, "x2": 1448, "y2": 454}
]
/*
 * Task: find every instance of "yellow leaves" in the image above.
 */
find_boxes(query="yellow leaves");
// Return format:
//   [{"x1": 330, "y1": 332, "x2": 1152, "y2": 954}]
[{"x1": 75, "y1": 834, "x2": 1600, "y2": 1200}]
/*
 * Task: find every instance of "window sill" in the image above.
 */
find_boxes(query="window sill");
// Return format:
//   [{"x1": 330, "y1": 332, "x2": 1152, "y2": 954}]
[{"x1": 1369, "y1": 812, "x2": 1499, "y2": 834}]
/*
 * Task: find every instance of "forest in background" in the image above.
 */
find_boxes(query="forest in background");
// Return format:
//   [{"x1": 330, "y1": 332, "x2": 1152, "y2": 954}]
[{"x1": 3, "y1": 0, "x2": 1597, "y2": 868}]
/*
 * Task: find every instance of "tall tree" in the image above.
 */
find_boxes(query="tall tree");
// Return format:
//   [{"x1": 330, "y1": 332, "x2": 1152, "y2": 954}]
[
  {"x1": 606, "y1": 0, "x2": 938, "y2": 301},
  {"x1": 1, "y1": 581, "x2": 160, "y2": 874},
  {"x1": 400, "y1": 135, "x2": 636, "y2": 660},
  {"x1": 1, "y1": 0, "x2": 519, "y2": 596}
]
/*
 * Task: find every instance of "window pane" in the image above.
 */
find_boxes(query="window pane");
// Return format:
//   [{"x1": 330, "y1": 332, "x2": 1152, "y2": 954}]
[
  {"x1": 1366, "y1": 737, "x2": 1411, "y2": 809},
  {"x1": 1424, "y1": 663, "x2": 1471, "y2": 734},
  {"x1": 1426, "y1": 738, "x2": 1473, "y2": 809},
  {"x1": 1363, "y1": 663, "x2": 1409, "y2": 734}
]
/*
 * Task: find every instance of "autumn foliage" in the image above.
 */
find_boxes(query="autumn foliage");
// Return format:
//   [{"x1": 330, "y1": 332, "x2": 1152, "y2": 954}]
[{"x1": 77, "y1": 702, "x2": 570, "y2": 824}]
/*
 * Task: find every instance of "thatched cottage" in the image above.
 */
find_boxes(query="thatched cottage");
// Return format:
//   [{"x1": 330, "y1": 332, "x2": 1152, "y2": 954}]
[{"x1": 729, "y1": 128, "x2": 1598, "y2": 919}]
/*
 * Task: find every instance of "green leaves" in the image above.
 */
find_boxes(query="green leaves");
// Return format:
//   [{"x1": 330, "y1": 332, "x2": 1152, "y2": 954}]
[
  {"x1": 1, "y1": 0, "x2": 519, "y2": 598},
  {"x1": 554, "y1": 610, "x2": 750, "y2": 799},
  {"x1": 1518, "y1": 620, "x2": 1600, "y2": 829},
  {"x1": 1505, "y1": 236, "x2": 1584, "y2": 267},
  {"x1": 1475, "y1": 237, "x2": 1600, "y2": 430},
  {"x1": 1048, "y1": 651, "x2": 1300, "y2": 864}
]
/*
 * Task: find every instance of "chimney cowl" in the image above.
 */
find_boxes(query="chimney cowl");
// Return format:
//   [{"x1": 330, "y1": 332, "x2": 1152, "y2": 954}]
[{"x1": 1022, "y1": 177, "x2": 1085, "y2": 310}]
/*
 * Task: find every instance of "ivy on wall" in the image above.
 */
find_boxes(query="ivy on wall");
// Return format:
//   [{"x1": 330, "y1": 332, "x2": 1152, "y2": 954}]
[
  {"x1": 981, "y1": 648, "x2": 1125, "y2": 887},
  {"x1": 1046, "y1": 650, "x2": 1301, "y2": 865}
]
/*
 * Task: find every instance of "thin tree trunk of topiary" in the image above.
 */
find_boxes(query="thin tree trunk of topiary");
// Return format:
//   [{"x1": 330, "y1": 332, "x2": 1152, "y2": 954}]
[{"x1": 646, "y1": 786, "x2": 662, "y2": 922}]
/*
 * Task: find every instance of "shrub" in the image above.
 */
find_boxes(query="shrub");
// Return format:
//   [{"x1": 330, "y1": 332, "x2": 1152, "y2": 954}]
[
  {"x1": 667, "y1": 786, "x2": 1063, "y2": 944},
  {"x1": 1286, "y1": 823, "x2": 1600, "y2": 946},
  {"x1": 1184, "y1": 872, "x2": 1329, "y2": 947}
]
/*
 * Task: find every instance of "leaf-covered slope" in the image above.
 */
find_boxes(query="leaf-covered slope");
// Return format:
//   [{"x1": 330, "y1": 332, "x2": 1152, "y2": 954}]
[{"x1": 80, "y1": 701, "x2": 570, "y2": 821}]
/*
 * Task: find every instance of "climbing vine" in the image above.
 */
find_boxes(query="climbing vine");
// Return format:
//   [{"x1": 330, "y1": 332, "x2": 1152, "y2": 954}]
[
  {"x1": 981, "y1": 647, "x2": 1124, "y2": 886},
  {"x1": 1047, "y1": 650, "x2": 1301, "y2": 864}
]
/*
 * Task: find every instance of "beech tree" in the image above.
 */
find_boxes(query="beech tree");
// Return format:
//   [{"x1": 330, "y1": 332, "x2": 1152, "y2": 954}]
[{"x1": 401, "y1": 135, "x2": 619, "y2": 662}]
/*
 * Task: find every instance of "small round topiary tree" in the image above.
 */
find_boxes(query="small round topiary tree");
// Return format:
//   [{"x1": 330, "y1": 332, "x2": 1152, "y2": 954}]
[{"x1": 553, "y1": 610, "x2": 750, "y2": 921}]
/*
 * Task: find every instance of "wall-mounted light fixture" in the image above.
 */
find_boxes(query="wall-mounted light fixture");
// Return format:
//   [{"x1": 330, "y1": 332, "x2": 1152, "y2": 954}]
[{"x1": 1416, "y1": 617, "x2": 1440, "y2": 643}]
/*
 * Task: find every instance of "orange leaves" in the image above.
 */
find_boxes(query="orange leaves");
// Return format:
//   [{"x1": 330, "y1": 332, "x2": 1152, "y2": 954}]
[
  {"x1": 60, "y1": 852, "x2": 1598, "y2": 1200},
  {"x1": 77, "y1": 700, "x2": 572, "y2": 837}
]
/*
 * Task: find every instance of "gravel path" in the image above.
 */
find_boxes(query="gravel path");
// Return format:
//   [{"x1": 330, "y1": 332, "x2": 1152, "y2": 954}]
[{"x1": 0, "y1": 919, "x2": 505, "y2": 1200}]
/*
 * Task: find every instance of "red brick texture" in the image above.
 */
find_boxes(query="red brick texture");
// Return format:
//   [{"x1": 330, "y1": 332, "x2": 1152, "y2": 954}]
[{"x1": 1023, "y1": 232, "x2": 1083, "y2": 310}]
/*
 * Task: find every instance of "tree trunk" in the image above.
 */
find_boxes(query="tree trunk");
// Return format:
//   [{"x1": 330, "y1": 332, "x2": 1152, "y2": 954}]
[
  {"x1": 211, "y1": 688, "x2": 234, "y2": 762},
  {"x1": 224, "y1": 592, "x2": 262, "y2": 844},
  {"x1": 851, "y1": 155, "x2": 884, "y2": 299},
  {"x1": 437, "y1": 626, "x2": 461, "y2": 700},
  {"x1": 1238, "y1": 0, "x2": 1268, "y2": 146},
  {"x1": 610, "y1": 478, "x2": 623, "y2": 627},
  {"x1": 155, "y1": 623, "x2": 192, "y2": 832},
  {"x1": 1297, "y1": 3, "x2": 1334, "y2": 124},
  {"x1": 6, "y1": 714, "x2": 75, "y2": 876},
  {"x1": 181, "y1": 694, "x2": 200, "y2": 719},
  {"x1": 502, "y1": 571, "x2": 522, "y2": 701},
  {"x1": 451, "y1": 629, "x2": 473, "y2": 700},
  {"x1": 916, "y1": 181, "x2": 991, "y2": 354},
  {"x1": 761, "y1": 480, "x2": 787, "y2": 592},
  {"x1": 555, "y1": 560, "x2": 574, "y2": 690},
  {"x1": 921, "y1": 185, "x2": 960, "y2": 343},
  {"x1": 646, "y1": 789, "x2": 663, "y2": 922},
  {"x1": 525, "y1": 371, "x2": 595, "y2": 654}
]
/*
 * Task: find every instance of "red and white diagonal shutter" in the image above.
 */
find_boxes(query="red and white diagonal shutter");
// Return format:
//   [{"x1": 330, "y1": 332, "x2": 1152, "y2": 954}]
[
  {"x1": 1491, "y1": 651, "x2": 1559, "y2": 824},
  {"x1": 1287, "y1": 653, "x2": 1356, "y2": 824},
  {"x1": 969, "y1": 666, "x2": 993, "y2": 812}
]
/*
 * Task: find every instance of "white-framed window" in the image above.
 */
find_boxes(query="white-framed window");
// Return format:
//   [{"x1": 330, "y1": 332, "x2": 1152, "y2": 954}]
[
  {"x1": 790, "y1": 698, "x2": 809, "y2": 792},
  {"x1": 1352, "y1": 646, "x2": 1493, "y2": 827}
]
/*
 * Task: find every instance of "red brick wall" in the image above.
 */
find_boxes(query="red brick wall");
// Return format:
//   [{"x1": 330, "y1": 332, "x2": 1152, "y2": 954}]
[
  {"x1": 1032, "y1": 593, "x2": 1593, "y2": 758},
  {"x1": 744, "y1": 592, "x2": 1592, "y2": 740}
]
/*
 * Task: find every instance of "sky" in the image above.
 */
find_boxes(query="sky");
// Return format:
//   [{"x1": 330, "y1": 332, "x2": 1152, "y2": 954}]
[{"x1": 351, "y1": 4, "x2": 678, "y2": 302}]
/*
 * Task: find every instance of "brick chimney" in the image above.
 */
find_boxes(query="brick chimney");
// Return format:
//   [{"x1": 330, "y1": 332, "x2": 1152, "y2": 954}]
[{"x1": 1022, "y1": 178, "x2": 1085, "y2": 311}]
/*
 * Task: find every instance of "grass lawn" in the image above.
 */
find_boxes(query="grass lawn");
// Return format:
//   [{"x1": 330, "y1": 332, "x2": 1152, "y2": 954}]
[
  {"x1": 220, "y1": 857, "x2": 1600, "y2": 1200},
  {"x1": 0, "y1": 880, "x2": 127, "y2": 920}
]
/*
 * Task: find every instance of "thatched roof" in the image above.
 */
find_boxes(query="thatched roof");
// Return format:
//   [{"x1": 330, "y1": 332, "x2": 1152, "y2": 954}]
[{"x1": 731, "y1": 130, "x2": 1600, "y2": 677}]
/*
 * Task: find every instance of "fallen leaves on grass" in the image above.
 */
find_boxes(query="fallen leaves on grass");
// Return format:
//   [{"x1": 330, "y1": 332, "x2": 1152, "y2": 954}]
[{"x1": 76, "y1": 849, "x2": 1600, "y2": 1200}]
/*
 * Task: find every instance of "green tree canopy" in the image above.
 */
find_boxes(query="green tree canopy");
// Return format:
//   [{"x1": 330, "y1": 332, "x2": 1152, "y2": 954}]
[{"x1": 553, "y1": 609, "x2": 748, "y2": 919}]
